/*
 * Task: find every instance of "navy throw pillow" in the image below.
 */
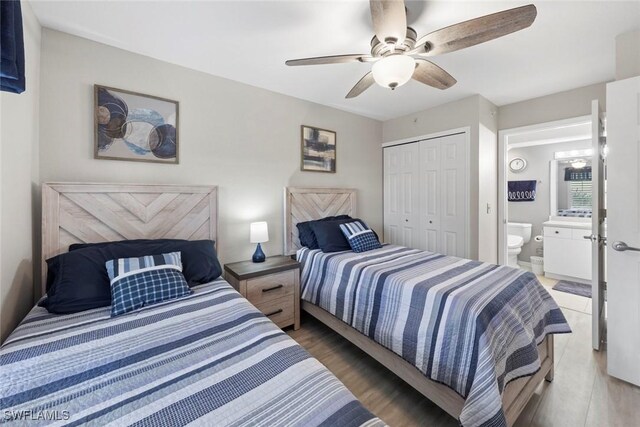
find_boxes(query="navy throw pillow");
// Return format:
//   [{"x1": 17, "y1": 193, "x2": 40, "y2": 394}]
[
  {"x1": 107, "y1": 251, "x2": 191, "y2": 317},
  {"x1": 296, "y1": 215, "x2": 351, "y2": 249},
  {"x1": 310, "y1": 218, "x2": 372, "y2": 253},
  {"x1": 339, "y1": 222, "x2": 382, "y2": 253}
]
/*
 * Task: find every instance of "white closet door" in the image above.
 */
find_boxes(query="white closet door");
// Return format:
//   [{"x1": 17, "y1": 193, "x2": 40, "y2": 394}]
[
  {"x1": 439, "y1": 133, "x2": 467, "y2": 257},
  {"x1": 419, "y1": 139, "x2": 441, "y2": 252},
  {"x1": 418, "y1": 133, "x2": 467, "y2": 257},
  {"x1": 384, "y1": 143, "x2": 420, "y2": 247}
]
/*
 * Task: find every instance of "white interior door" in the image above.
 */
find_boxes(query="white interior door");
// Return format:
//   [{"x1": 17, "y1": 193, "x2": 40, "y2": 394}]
[
  {"x1": 590, "y1": 99, "x2": 606, "y2": 351},
  {"x1": 384, "y1": 143, "x2": 419, "y2": 247},
  {"x1": 606, "y1": 76, "x2": 640, "y2": 385}
]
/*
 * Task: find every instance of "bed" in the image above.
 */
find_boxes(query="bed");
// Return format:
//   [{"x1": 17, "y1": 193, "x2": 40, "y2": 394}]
[
  {"x1": 0, "y1": 183, "x2": 384, "y2": 427},
  {"x1": 284, "y1": 187, "x2": 572, "y2": 427}
]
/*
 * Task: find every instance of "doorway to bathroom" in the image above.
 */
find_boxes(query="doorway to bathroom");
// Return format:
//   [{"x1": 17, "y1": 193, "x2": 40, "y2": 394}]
[
  {"x1": 498, "y1": 104, "x2": 608, "y2": 351},
  {"x1": 498, "y1": 115, "x2": 596, "y2": 267}
]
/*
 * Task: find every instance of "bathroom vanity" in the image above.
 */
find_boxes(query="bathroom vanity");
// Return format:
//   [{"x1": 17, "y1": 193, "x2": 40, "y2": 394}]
[{"x1": 543, "y1": 220, "x2": 592, "y2": 282}]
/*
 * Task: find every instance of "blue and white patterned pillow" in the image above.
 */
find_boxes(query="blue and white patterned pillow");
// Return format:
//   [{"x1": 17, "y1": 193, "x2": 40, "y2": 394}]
[
  {"x1": 339, "y1": 221, "x2": 382, "y2": 253},
  {"x1": 106, "y1": 252, "x2": 191, "y2": 317}
]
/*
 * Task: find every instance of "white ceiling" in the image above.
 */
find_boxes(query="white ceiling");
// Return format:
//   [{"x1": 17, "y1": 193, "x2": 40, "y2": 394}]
[{"x1": 30, "y1": 1, "x2": 640, "y2": 121}]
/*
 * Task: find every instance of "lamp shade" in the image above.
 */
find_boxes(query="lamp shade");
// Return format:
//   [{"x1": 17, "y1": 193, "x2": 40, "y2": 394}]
[
  {"x1": 372, "y1": 55, "x2": 415, "y2": 89},
  {"x1": 250, "y1": 221, "x2": 269, "y2": 243}
]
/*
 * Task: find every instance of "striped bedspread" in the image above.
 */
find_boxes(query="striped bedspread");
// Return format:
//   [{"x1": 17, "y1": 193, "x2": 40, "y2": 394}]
[
  {"x1": 1, "y1": 279, "x2": 384, "y2": 427},
  {"x1": 298, "y1": 245, "x2": 571, "y2": 427}
]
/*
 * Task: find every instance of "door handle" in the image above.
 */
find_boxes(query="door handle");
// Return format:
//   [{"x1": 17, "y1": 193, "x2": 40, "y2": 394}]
[
  {"x1": 584, "y1": 234, "x2": 607, "y2": 244},
  {"x1": 612, "y1": 241, "x2": 640, "y2": 252}
]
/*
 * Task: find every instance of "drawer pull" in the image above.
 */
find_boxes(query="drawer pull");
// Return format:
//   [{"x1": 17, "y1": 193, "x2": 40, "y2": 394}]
[
  {"x1": 265, "y1": 309, "x2": 283, "y2": 317},
  {"x1": 262, "y1": 284, "x2": 284, "y2": 293}
]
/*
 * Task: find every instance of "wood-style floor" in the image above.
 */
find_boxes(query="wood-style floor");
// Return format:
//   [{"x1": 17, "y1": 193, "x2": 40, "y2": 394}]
[{"x1": 287, "y1": 278, "x2": 640, "y2": 427}]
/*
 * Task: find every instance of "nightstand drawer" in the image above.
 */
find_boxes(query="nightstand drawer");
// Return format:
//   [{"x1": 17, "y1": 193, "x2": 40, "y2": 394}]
[
  {"x1": 255, "y1": 296, "x2": 294, "y2": 328},
  {"x1": 246, "y1": 270, "x2": 295, "y2": 305}
]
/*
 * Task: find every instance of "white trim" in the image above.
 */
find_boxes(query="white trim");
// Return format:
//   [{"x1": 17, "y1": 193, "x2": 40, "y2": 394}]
[
  {"x1": 381, "y1": 127, "x2": 470, "y2": 148},
  {"x1": 498, "y1": 115, "x2": 592, "y2": 266}
]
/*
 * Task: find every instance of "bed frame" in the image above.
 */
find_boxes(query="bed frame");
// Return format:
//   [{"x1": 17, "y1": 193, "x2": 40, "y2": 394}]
[
  {"x1": 41, "y1": 183, "x2": 218, "y2": 295},
  {"x1": 284, "y1": 186, "x2": 554, "y2": 426}
]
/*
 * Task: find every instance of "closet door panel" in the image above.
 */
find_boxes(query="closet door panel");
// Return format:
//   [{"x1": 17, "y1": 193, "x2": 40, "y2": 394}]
[
  {"x1": 384, "y1": 143, "x2": 419, "y2": 247},
  {"x1": 439, "y1": 133, "x2": 467, "y2": 257},
  {"x1": 419, "y1": 140, "x2": 441, "y2": 252},
  {"x1": 384, "y1": 146, "x2": 402, "y2": 245},
  {"x1": 425, "y1": 229, "x2": 438, "y2": 253}
]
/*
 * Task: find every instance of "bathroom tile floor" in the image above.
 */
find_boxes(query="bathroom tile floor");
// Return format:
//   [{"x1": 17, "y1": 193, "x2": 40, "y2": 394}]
[{"x1": 536, "y1": 274, "x2": 592, "y2": 315}]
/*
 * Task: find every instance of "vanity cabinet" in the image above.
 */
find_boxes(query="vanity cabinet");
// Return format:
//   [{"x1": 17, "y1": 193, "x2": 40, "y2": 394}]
[{"x1": 543, "y1": 224, "x2": 592, "y2": 282}]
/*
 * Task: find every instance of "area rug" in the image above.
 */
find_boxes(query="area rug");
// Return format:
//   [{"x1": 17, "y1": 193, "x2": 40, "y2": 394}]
[{"x1": 552, "y1": 280, "x2": 591, "y2": 298}]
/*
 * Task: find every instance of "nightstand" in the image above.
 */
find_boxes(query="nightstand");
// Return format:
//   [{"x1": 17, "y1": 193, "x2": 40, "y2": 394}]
[{"x1": 224, "y1": 256, "x2": 300, "y2": 330}]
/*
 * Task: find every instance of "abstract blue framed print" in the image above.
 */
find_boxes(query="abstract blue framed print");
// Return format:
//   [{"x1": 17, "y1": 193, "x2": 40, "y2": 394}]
[
  {"x1": 301, "y1": 125, "x2": 336, "y2": 173},
  {"x1": 94, "y1": 85, "x2": 179, "y2": 164}
]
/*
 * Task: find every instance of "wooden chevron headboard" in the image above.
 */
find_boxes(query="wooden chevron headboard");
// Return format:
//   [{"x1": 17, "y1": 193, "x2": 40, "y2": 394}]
[
  {"x1": 41, "y1": 183, "x2": 218, "y2": 293},
  {"x1": 283, "y1": 187, "x2": 357, "y2": 256}
]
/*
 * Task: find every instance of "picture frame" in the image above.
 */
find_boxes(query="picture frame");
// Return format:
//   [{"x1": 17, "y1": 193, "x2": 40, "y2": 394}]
[
  {"x1": 94, "y1": 85, "x2": 179, "y2": 164},
  {"x1": 300, "y1": 125, "x2": 336, "y2": 173}
]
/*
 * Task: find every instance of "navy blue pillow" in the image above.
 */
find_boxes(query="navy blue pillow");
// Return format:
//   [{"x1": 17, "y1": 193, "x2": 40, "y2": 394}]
[
  {"x1": 41, "y1": 239, "x2": 221, "y2": 314},
  {"x1": 310, "y1": 218, "x2": 372, "y2": 253},
  {"x1": 69, "y1": 239, "x2": 222, "y2": 286},
  {"x1": 297, "y1": 215, "x2": 351, "y2": 249}
]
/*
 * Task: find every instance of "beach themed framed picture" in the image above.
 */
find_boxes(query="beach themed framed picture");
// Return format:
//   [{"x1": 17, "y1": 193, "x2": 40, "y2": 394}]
[
  {"x1": 300, "y1": 125, "x2": 336, "y2": 173},
  {"x1": 94, "y1": 85, "x2": 179, "y2": 164}
]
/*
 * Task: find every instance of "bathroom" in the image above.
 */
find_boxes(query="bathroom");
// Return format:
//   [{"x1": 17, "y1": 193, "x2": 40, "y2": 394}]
[{"x1": 503, "y1": 117, "x2": 599, "y2": 289}]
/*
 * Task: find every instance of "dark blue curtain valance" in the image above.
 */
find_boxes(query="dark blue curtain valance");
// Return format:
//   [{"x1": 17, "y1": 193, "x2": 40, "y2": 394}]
[
  {"x1": 1, "y1": 0, "x2": 26, "y2": 94},
  {"x1": 564, "y1": 167, "x2": 592, "y2": 182}
]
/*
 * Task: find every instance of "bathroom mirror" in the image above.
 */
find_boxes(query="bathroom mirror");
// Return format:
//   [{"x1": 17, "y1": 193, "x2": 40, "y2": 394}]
[{"x1": 549, "y1": 157, "x2": 593, "y2": 220}]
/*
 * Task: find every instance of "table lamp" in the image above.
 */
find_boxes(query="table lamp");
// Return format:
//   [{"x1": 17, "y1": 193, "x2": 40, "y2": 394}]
[{"x1": 250, "y1": 221, "x2": 268, "y2": 263}]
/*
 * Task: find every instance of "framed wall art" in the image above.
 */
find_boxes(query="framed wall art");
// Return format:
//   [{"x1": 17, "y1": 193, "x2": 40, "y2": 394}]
[
  {"x1": 301, "y1": 125, "x2": 336, "y2": 173},
  {"x1": 94, "y1": 85, "x2": 179, "y2": 164}
]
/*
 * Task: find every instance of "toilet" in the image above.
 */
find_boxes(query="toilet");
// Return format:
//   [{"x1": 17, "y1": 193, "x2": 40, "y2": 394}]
[{"x1": 507, "y1": 222, "x2": 532, "y2": 268}]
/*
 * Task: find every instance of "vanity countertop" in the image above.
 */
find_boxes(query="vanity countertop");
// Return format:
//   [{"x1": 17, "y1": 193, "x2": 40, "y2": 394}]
[{"x1": 543, "y1": 220, "x2": 592, "y2": 230}]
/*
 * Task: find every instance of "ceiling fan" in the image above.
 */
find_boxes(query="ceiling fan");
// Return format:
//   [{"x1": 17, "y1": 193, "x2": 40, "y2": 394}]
[{"x1": 285, "y1": 1, "x2": 537, "y2": 98}]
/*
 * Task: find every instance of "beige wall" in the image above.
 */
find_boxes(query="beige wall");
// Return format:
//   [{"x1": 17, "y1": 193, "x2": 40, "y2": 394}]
[
  {"x1": 382, "y1": 95, "x2": 498, "y2": 261},
  {"x1": 39, "y1": 29, "x2": 383, "y2": 272},
  {"x1": 616, "y1": 30, "x2": 640, "y2": 80},
  {"x1": 0, "y1": 2, "x2": 41, "y2": 343},
  {"x1": 497, "y1": 82, "x2": 607, "y2": 130}
]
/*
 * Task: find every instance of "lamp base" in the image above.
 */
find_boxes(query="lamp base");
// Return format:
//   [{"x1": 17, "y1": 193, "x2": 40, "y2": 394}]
[{"x1": 252, "y1": 243, "x2": 266, "y2": 263}]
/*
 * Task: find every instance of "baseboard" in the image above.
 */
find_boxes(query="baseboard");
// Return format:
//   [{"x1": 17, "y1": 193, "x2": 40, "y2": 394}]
[
  {"x1": 517, "y1": 261, "x2": 532, "y2": 271},
  {"x1": 544, "y1": 272, "x2": 590, "y2": 284}
]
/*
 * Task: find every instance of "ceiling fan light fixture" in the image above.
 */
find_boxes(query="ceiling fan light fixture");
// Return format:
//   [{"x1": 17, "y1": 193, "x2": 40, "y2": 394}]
[{"x1": 372, "y1": 54, "x2": 415, "y2": 90}]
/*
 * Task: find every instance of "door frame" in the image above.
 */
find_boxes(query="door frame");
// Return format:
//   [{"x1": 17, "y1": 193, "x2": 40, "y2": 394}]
[
  {"x1": 382, "y1": 127, "x2": 471, "y2": 258},
  {"x1": 498, "y1": 115, "x2": 592, "y2": 265}
]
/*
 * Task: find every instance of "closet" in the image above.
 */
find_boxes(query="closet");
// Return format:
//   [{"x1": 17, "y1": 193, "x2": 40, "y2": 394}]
[{"x1": 383, "y1": 132, "x2": 468, "y2": 257}]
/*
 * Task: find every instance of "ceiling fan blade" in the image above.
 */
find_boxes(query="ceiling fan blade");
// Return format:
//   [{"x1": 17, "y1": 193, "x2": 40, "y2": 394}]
[
  {"x1": 412, "y1": 59, "x2": 456, "y2": 90},
  {"x1": 285, "y1": 54, "x2": 373, "y2": 66},
  {"x1": 413, "y1": 4, "x2": 537, "y2": 56},
  {"x1": 370, "y1": 0, "x2": 407, "y2": 45},
  {"x1": 346, "y1": 72, "x2": 375, "y2": 98}
]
